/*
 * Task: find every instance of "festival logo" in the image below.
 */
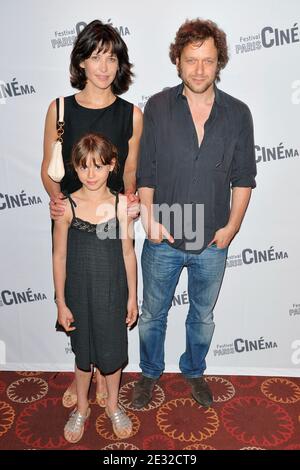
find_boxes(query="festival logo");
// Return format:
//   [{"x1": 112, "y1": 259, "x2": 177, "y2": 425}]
[
  {"x1": 226, "y1": 246, "x2": 288, "y2": 268},
  {"x1": 235, "y1": 21, "x2": 299, "y2": 54},
  {"x1": 50, "y1": 19, "x2": 131, "y2": 49}
]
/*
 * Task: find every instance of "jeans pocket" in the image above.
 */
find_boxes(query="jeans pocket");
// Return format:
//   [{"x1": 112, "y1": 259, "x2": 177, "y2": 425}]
[
  {"x1": 147, "y1": 238, "x2": 164, "y2": 245},
  {"x1": 210, "y1": 242, "x2": 227, "y2": 250}
]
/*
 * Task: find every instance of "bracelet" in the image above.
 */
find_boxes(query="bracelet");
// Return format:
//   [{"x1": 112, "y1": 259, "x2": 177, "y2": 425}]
[{"x1": 54, "y1": 298, "x2": 65, "y2": 304}]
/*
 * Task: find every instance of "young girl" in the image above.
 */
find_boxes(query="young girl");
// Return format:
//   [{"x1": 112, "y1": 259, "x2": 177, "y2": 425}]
[{"x1": 53, "y1": 132, "x2": 137, "y2": 443}]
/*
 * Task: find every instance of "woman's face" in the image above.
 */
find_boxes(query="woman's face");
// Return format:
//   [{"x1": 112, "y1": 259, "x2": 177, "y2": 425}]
[{"x1": 80, "y1": 44, "x2": 119, "y2": 91}]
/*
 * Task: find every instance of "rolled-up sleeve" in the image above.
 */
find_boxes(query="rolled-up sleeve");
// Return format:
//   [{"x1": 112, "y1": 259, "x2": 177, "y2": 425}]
[
  {"x1": 230, "y1": 106, "x2": 257, "y2": 188},
  {"x1": 137, "y1": 100, "x2": 157, "y2": 189}
]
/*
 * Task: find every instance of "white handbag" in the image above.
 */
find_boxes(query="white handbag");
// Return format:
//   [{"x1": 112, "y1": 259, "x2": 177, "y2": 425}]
[{"x1": 47, "y1": 96, "x2": 65, "y2": 183}]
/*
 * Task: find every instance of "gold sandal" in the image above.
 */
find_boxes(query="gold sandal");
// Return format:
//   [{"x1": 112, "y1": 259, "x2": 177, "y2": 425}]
[
  {"x1": 62, "y1": 386, "x2": 77, "y2": 408},
  {"x1": 64, "y1": 407, "x2": 91, "y2": 443},
  {"x1": 106, "y1": 406, "x2": 132, "y2": 439},
  {"x1": 96, "y1": 391, "x2": 108, "y2": 408}
]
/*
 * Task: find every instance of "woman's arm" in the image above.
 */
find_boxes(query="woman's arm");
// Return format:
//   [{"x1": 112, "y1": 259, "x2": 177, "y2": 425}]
[
  {"x1": 123, "y1": 105, "x2": 143, "y2": 194},
  {"x1": 41, "y1": 100, "x2": 61, "y2": 198},
  {"x1": 41, "y1": 100, "x2": 67, "y2": 219}
]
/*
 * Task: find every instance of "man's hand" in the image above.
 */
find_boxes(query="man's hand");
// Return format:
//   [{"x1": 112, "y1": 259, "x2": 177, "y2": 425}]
[
  {"x1": 49, "y1": 192, "x2": 67, "y2": 220},
  {"x1": 148, "y1": 220, "x2": 174, "y2": 244},
  {"x1": 208, "y1": 223, "x2": 238, "y2": 249}
]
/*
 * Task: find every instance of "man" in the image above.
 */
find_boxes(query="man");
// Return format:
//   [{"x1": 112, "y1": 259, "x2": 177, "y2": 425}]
[{"x1": 132, "y1": 19, "x2": 256, "y2": 409}]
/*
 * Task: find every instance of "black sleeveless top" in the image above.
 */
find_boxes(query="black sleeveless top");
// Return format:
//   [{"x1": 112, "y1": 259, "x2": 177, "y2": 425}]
[
  {"x1": 64, "y1": 190, "x2": 128, "y2": 373},
  {"x1": 67, "y1": 188, "x2": 120, "y2": 239},
  {"x1": 58, "y1": 95, "x2": 134, "y2": 194}
]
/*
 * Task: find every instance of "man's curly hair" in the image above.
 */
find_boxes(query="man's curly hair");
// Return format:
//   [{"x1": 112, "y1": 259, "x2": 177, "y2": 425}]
[{"x1": 169, "y1": 19, "x2": 229, "y2": 82}]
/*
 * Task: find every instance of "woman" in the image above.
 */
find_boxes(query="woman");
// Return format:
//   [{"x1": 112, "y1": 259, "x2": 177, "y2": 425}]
[{"x1": 41, "y1": 19, "x2": 142, "y2": 410}]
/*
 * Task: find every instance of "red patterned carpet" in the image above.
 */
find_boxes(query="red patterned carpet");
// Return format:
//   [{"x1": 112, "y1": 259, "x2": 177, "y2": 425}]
[{"x1": 0, "y1": 371, "x2": 299, "y2": 451}]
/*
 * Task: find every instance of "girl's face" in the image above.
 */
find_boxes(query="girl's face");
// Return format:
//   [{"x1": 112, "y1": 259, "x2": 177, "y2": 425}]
[
  {"x1": 80, "y1": 44, "x2": 119, "y2": 92},
  {"x1": 75, "y1": 153, "x2": 115, "y2": 191}
]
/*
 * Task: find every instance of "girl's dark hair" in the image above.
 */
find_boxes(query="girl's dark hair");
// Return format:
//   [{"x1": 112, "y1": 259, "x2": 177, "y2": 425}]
[
  {"x1": 71, "y1": 133, "x2": 119, "y2": 174},
  {"x1": 70, "y1": 20, "x2": 133, "y2": 94},
  {"x1": 169, "y1": 19, "x2": 229, "y2": 82}
]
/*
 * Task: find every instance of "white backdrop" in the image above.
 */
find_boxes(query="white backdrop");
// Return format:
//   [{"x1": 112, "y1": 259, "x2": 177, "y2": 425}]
[{"x1": 1, "y1": 0, "x2": 299, "y2": 376}]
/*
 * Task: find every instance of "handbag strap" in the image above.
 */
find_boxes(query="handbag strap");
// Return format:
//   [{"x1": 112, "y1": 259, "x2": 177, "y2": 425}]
[
  {"x1": 56, "y1": 96, "x2": 64, "y2": 142},
  {"x1": 58, "y1": 96, "x2": 64, "y2": 122}
]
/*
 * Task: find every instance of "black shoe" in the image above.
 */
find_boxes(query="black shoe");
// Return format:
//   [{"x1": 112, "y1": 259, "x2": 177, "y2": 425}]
[
  {"x1": 131, "y1": 375, "x2": 158, "y2": 409},
  {"x1": 187, "y1": 377, "x2": 213, "y2": 407}
]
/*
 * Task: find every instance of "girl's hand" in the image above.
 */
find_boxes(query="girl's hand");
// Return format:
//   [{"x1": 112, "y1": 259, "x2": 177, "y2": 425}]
[
  {"x1": 126, "y1": 298, "x2": 138, "y2": 328},
  {"x1": 57, "y1": 304, "x2": 76, "y2": 332},
  {"x1": 50, "y1": 192, "x2": 67, "y2": 220}
]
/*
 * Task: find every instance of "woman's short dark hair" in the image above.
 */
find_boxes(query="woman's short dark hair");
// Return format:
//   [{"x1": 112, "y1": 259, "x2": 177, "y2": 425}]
[
  {"x1": 72, "y1": 132, "x2": 119, "y2": 174},
  {"x1": 169, "y1": 19, "x2": 229, "y2": 82},
  {"x1": 70, "y1": 20, "x2": 133, "y2": 94}
]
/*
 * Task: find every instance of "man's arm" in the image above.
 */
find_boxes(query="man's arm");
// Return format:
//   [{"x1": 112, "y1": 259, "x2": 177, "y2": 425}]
[
  {"x1": 228, "y1": 187, "x2": 252, "y2": 233},
  {"x1": 139, "y1": 187, "x2": 174, "y2": 243},
  {"x1": 139, "y1": 187, "x2": 154, "y2": 237},
  {"x1": 210, "y1": 105, "x2": 256, "y2": 248},
  {"x1": 137, "y1": 100, "x2": 173, "y2": 243},
  {"x1": 136, "y1": 100, "x2": 157, "y2": 190},
  {"x1": 210, "y1": 187, "x2": 252, "y2": 248}
]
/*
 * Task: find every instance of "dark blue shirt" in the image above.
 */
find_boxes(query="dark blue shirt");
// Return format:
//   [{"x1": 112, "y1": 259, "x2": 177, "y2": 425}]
[{"x1": 137, "y1": 83, "x2": 257, "y2": 252}]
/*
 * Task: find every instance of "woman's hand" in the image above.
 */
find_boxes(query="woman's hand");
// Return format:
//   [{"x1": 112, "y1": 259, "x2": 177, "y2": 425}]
[
  {"x1": 125, "y1": 191, "x2": 140, "y2": 219},
  {"x1": 50, "y1": 192, "x2": 67, "y2": 220}
]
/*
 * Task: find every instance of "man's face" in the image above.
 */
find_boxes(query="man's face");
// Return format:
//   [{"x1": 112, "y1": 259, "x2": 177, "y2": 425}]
[{"x1": 176, "y1": 37, "x2": 218, "y2": 95}]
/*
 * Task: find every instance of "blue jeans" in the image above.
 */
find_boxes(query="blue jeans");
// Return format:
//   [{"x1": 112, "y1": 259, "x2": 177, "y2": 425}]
[{"x1": 139, "y1": 239, "x2": 228, "y2": 379}]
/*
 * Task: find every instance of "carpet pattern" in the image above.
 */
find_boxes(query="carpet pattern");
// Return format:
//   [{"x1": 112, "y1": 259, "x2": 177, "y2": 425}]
[{"x1": 0, "y1": 372, "x2": 299, "y2": 450}]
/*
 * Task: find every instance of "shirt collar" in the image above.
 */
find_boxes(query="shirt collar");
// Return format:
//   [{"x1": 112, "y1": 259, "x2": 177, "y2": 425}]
[
  {"x1": 175, "y1": 82, "x2": 185, "y2": 99},
  {"x1": 214, "y1": 85, "x2": 229, "y2": 107},
  {"x1": 175, "y1": 82, "x2": 229, "y2": 107}
]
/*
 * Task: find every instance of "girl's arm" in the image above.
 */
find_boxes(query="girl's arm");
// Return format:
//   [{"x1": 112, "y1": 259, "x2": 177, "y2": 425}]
[
  {"x1": 52, "y1": 204, "x2": 75, "y2": 332},
  {"x1": 119, "y1": 195, "x2": 138, "y2": 327}
]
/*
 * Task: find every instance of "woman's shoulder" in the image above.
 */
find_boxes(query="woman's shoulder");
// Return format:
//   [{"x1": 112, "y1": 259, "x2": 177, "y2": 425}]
[
  {"x1": 133, "y1": 105, "x2": 143, "y2": 126},
  {"x1": 47, "y1": 95, "x2": 74, "y2": 111},
  {"x1": 64, "y1": 94, "x2": 76, "y2": 103},
  {"x1": 47, "y1": 99, "x2": 57, "y2": 115},
  {"x1": 117, "y1": 99, "x2": 143, "y2": 120},
  {"x1": 116, "y1": 96, "x2": 134, "y2": 111}
]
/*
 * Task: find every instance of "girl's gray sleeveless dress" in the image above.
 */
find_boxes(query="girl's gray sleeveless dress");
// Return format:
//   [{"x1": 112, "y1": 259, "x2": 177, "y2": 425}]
[{"x1": 65, "y1": 190, "x2": 128, "y2": 374}]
